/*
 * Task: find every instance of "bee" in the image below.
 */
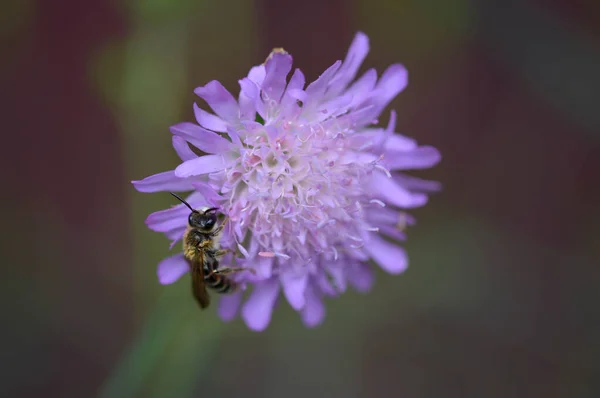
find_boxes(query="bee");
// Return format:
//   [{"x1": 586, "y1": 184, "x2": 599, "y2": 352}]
[{"x1": 169, "y1": 192, "x2": 253, "y2": 309}]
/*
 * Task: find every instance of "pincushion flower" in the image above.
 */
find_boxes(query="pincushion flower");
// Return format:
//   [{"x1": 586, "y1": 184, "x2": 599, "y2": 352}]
[{"x1": 132, "y1": 32, "x2": 441, "y2": 331}]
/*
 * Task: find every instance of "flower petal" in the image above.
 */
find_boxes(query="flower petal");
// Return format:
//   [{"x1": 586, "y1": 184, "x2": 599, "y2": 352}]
[
  {"x1": 280, "y1": 68, "x2": 306, "y2": 116},
  {"x1": 146, "y1": 204, "x2": 189, "y2": 233},
  {"x1": 345, "y1": 68, "x2": 378, "y2": 108},
  {"x1": 347, "y1": 263, "x2": 374, "y2": 293},
  {"x1": 194, "y1": 80, "x2": 239, "y2": 122},
  {"x1": 314, "y1": 268, "x2": 340, "y2": 297},
  {"x1": 305, "y1": 60, "x2": 342, "y2": 102},
  {"x1": 170, "y1": 122, "x2": 233, "y2": 154},
  {"x1": 174, "y1": 155, "x2": 233, "y2": 178},
  {"x1": 378, "y1": 225, "x2": 407, "y2": 241},
  {"x1": 329, "y1": 31, "x2": 370, "y2": 96},
  {"x1": 301, "y1": 284, "x2": 325, "y2": 328},
  {"x1": 386, "y1": 146, "x2": 441, "y2": 170},
  {"x1": 132, "y1": 171, "x2": 194, "y2": 193},
  {"x1": 157, "y1": 253, "x2": 189, "y2": 284},
  {"x1": 365, "y1": 235, "x2": 408, "y2": 274},
  {"x1": 326, "y1": 265, "x2": 347, "y2": 293},
  {"x1": 366, "y1": 207, "x2": 416, "y2": 227},
  {"x1": 226, "y1": 126, "x2": 242, "y2": 147},
  {"x1": 393, "y1": 173, "x2": 442, "y2": 193},
  {"x1": 386, "y1": 110, "x2": 397, "y2": 131},
  {"x1": 191, "y1": 181, "x2": 223, "y2": 207},
  {"x1": 238, "y1": 77, "x2": 265, "y2": 120},
  {"x1": 280, "y1": 271, "x2": 308, "y2": 310},
  {"x1": 254, "y1": 255, "x2": 273, "y2": 279},
  {"x1": 172, "y1": 136, "x2": 196, "y2": 161},
  {"x1": 218, "y1": 292, "x2": 242, "y2": 322},
  {"x1": 247, "y1": 64, "x2": 266, "y2": 85},
  {"x1": 374, "y1": 64, "x2": 408, "y2": 106},
  {"x1": 146, "y1": 192, "x2": 204, "y2": 233},
  {"x1": 313, "y1": 93, "x2": 354, "y2": 122},
  {"x1": 262, "y1": 52, "x2": 293, "y2": 102},
  {"x1": 168, "y1": 229, "x2": 186, "y2": 249},
  {"x1": 384, "y1": 133, "x2": 417, "y2": 152},
  {"x1": 370, "y1": 171, "x2": 429, "y2": 208},
  {"x1": 241, "y1": 279, "x2": 280, "y2": 331},
  {"x1": 193, "y1": 103, "x2": 228, "y2": 132}
]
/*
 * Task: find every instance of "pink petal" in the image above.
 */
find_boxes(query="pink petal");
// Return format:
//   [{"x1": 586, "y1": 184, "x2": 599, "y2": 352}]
[
  {"x1": 194, "y1": 80, "x2": 239, "y2": 122},
  {"x1": 329, "y1": 31, "x2": 370, "y2": 95},
  {"x1": 247, "y1": 64, "x2": 266, "y2": 85},
  {"x1": 226, "y1": 126, "x2": 242, "y2": 147},
  {"x1": 375, "y1": 64, "x2": 408, "y2": 106},
  {"x1": 174, "y1": 155, "x2": 233, "y2": 178},
  {"x1": 131, "y1": 171, "x2": 194, "y2": 193},
  {"x1": 284, "y1": 69, "x2": 305, "y2": 97},
  {"x1": 384, "y1": 133, "x2": 417, "y2": 152},
  {"x1": 157, "y1": 253, "x2": 189, "y2": 284},
  {"x1": 193, "y1": 103, "x2": 228, "y2": 132},
  {"x1": 313, "y1": 93, "x2": 354, "y2": 122},
  {"x1": 170, "y1": 122, "x2": 233, "y2": 154},
  {"x1": 172, "y1": 136, "x2": 196, "y2": 161},
  {"x1": 238, "y1": 77, "x2": 265, "y2": 120},
  {"x1": 378, "y1": 225, "x2": 407, "y2": 242},
  {"x1": 262, "y1": 52, "x2": 293, "y2": 102},
  {"x1": 168, "y1": 230, "x2": 185, "y2": 250},
  {"x1": 166, "y1": 227, "x2": 186, "y2": 241},
  {"x1": 314, "y1": 269, "x2": 339, "y2": 297},
  {"x1": 217, "y1": 292, "x2": 242, "y2": 322},
  {"x1": 347, "y1": 263, "x2": 375, "y2": 293},
  {"x1": 386, "y1": 110, "x2": 397, "y2": 132},
  {"x1": 393, "y1": 174, "x2": 442, "y2": 193},
  {"x1": 327, "y1": 266, "x2": 347, "y2": 293},
  {"x1": 386, "y1": 146, "x2": 441, "y2": 170},
  {"x1": 305, "y1": 60, "x2": 342, "y2": 100},
  {"x1": 369, "y1": 171, "x2": 429, "y2": 208},
  {"x1": 254, "y1": 255, "x2": 273, "y2": 279},
  {"x1": 366, "y1": 207, "x2": 415, "y2": 227},
  {"x1": 301, "y1": 284, "x2": 325, "y2": 328},
  {"x1": 280, "y1": 271, "x2": 308, "y2": 310},
  {"x1": 345, "y1": 68, "x2": 378, "y2": 108},
  {"x1": 280, "y1": 69, "x2": 306, "y2": 115},
  {"x1": 145, "y1": 204, "x2": 188, "y2": 233},
  {"x1": 241, "y1": 279, "x2": 280, "y2": 331},
  {"x1": 146, "y1": 192, "x2": 205, "y2": 234},
  {"x1": 364, "y1": 235, "x2": 408, "y2": 274},
  {"x1": 342, "y1": 31, "x2": 370, "y2": 74},
  {"x1": 191, "y1": 181, "x2": 223, "y2": 207}
]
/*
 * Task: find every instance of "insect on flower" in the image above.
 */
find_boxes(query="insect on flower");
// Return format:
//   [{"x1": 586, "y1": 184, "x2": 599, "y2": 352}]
[
  {"x1": 169, "y1": 192, "x2": 255, "y2": 309},
  {"x1": 132, "y1": 31, "x2": 441, "y2": 331}
]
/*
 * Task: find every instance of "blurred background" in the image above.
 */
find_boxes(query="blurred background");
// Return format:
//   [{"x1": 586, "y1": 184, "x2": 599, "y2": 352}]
[{"x1": 2, "y1": 0, "x2": 599, "y2": 396}]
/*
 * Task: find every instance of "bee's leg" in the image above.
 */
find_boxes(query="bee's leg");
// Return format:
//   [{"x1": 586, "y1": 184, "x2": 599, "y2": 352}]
[
  {"x1": 212, "y1": 266, "x2": 256, "y2": 276},
  {"x1": 211, "y1": 216, "x2": 229, "y2": 236},
  {"x1": 211, "y1": 225, "x2": 224, "y2": 236},
  {"x1": 214, "y1": 249, "x2": 232, "y2": 258}
]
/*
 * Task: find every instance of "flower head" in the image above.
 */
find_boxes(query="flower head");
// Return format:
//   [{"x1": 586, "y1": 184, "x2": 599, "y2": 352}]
[{"x1": 132, "y1": 32, "x2": 441, "y2": 331}]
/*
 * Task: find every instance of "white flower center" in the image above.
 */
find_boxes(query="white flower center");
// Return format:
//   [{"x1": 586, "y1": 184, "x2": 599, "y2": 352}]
[{"x1": 222, "y1": 118, "x2": 387, "y2": 264}]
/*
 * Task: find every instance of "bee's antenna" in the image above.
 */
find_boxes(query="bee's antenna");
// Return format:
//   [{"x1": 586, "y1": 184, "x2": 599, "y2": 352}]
[
  {"x1": 170, "y1": 192, "x2": 195, "y2": 212},
  {"x1": 203, "y1": 207, "x2": 219, "y2": 214}
]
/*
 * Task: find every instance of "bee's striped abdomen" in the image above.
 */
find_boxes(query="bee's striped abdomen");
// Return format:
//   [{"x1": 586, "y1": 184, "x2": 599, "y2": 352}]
[{"x1": 203, "y1": 258, "x2": 236, "y2": 294}]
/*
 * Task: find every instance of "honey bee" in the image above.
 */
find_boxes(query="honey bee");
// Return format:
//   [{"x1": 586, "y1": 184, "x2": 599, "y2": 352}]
[{"x1": 169, "y1": 192, "x2": 253, "y2": 309}]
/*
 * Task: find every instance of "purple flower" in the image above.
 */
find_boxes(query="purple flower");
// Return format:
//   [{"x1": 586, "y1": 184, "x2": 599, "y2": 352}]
[{"x1": 132, "y1": 32, "x2": 441, "y2": 331}]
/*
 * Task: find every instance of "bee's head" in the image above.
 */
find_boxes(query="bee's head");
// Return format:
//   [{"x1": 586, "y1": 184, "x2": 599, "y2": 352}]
[
  {"x1": 169, "y1": 192, "x2": 219, "y2": 232},
  {"x1": 188, "y1": 208, "x2": 218, "y2": 231}
]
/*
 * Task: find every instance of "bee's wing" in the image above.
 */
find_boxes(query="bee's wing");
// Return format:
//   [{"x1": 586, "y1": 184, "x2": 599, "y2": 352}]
[{"x1": 190, "y1": 251, "x2": 210, "y2": 309}]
